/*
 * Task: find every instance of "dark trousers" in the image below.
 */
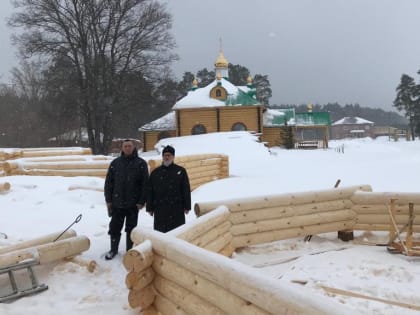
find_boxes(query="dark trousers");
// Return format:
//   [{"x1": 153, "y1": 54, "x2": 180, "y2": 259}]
[
  {"x1": 154, "y1": 213, "x2": 185, "y2": 233},
  {"x1": 108, "y1": 206, "x2": 138, "y2": 237}
]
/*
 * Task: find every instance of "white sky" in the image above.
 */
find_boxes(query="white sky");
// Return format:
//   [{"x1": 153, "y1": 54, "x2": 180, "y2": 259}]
[
  {"x1": 1, "y1": 132, "x2": 420, "y2": 314},
  {"x1": 1, "y1": 1, "x2": 420, "y2": 110}
]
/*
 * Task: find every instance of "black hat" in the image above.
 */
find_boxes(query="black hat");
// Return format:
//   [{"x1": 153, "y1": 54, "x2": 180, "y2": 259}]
[{"x1": 162, "y1": 145, "x2": 175, "y2": 156}]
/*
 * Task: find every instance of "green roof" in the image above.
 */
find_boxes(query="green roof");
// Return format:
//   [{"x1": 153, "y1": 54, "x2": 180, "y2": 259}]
[
  {"x1": 295, "y1": 112, "x2": 331, "y2": 126},
  {"x1": 225, "y1": 89, "x2": 259, "y2": 106}
]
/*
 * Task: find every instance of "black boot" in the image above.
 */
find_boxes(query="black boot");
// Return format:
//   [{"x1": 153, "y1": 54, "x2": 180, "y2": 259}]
[
  {"x1": 105, "y1": 235, "x2": 120, "y2": 260},
  {"x1": 126, "y1": 232, "x2": 133, "y2": 251}
]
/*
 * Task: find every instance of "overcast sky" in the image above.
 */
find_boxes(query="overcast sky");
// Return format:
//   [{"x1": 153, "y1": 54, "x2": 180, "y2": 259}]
[{"x1": 1, "y1": 1, "x2": 420, "y2": 111}]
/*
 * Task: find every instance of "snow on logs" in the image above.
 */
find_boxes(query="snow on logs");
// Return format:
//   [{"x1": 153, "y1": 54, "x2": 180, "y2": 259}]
[
  {"x1": 125, "y1": 228, "x2": 352, "y2": 315},
  {"x1": 3, "y1": 154, "x2": 112, "y2": 177},
  {"x1": 195, "y1": 185, "x2": 372, "y2": 248},
  {"x1": 351, "y1": 191, "x2": 420, "y2": 231},
  {"x1": 0, "y1": 231, "x2": 90, "y2": 268},
  {"x1": 148, "y1": 154, "x2": 229, "y2": 191}
]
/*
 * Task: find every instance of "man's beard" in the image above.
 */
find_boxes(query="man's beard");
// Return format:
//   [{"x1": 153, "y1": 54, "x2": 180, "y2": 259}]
[{"x1": 163, "y1": 160, "x2": 173, "y2": 167}]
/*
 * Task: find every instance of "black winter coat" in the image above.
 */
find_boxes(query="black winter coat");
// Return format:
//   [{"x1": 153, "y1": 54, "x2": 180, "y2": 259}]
[
  {"x1": 146, "y1": 163, "x2": 191, "y2": 222},
  {"x1": 104, "y1": 151, "x2": 149, "y2": 209}
]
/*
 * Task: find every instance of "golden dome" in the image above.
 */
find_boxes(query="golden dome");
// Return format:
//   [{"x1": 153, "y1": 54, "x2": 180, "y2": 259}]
[
  {"x1": 192, "y1": 78, "x2": 198, "y2": 87},
  {"x1": 214, "y1": 51, "x2": 229, "y2": 68},
  {"x1": 247, "y1": 75, "x2": 253, "y2": 84}
]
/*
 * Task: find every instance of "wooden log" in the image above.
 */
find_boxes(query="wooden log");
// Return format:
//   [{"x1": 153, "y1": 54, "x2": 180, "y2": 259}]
[
  {"x1": 218, "y1": 243, "x2": 235, "y2": 257},
  {"x1": 230, "y1": 200, "x2": 353, "y2": 224},
  {"x1": 195, "y1": 185, "x2": 372, "y2": 216},
  {"x1": 125, "y1": 267, "x2": 155, "y2": 291},
  {"x1": 353, "y1": 223, "x2": 420, "y2": 232},
  {"x1": 14, "y1": 161, "x2": 111, "y2": 170},
  {"x1": 153, "y1": 255, "x2": 270, "y2": 315},
  {"x1": 180, "y1": 158, "x2": 221, "y2": 169},
  {"x1": 187, "y1": 162, "x2": 220, "y2": 172},
  {"x1": 154, "y1": 294, "x2": 188, "y2": 315},
  {"x1": 203, "y1": 231, "x2": 233, "y2": 253},
  {"x1": 131, "y1": 228, "x2": 351, "y2": 315},
  {"x1": 154, "y1": 275, "x2": 225, "y2": 315},
  {"x1": 21, "y1": 148, "x2": 92, "y2": 157},
  {"x1": 173, "y1": 154, "x2": 224, "y2": 164},
  {"x1": 231, "y1": 209, "x2": 356, "y2": 236},
  {"x1": 64, "y1": 256, "x2": 97, "y2": 273},
  {"x1": 352, "y1": 204, "x2": 420, "y2": 214},
  {"x1": 188, "y1": 168, "x2": 222, "y2": 181},
  {"x1": 19, "y1": 168, "x2": 108, "y2": 177},
  {"x1": 191, "y1": 221, "x2": 232, "y2": 248},
  {"x1": 0, "y1": 235, "x2": 90, "y2": 268},
  {"x1": 0, "y1": 182, "x2": 10, "y2": 192},
  {"x1": 232, "y1": 220, "x2": 355, "y2": 248},
  {"x1": 320, "y1": 285, "x2": 420, "y2": 311},
  {"x1": 352, "y1": 191, "x2": 420, "y2": 205},
  {"x1": 170, "y1": 207, "x2": 230, "y2": 242},
  {"x1": 68, "y1": 185, "x2": 104, "y2": 192},
  {"x1": 21, "y1": 155, "x2": 109, "y2": 163},
  {"x1": 357, "y1": 214, "x2": 419, "y2": 225},
  {"x1": 0, "y1": 229, "x2": 77, "y2": 255},
  {"x1": 123, "y1": 240, "x2": 153, "y2": 272},
  {"x1": 128, "y1": 284, "x2": 156, "y2": 309}
]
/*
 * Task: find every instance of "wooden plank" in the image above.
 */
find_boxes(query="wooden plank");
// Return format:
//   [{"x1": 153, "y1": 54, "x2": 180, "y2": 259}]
[{"x1": 320, "y1": 285, "x2": 420, "y2": 311}]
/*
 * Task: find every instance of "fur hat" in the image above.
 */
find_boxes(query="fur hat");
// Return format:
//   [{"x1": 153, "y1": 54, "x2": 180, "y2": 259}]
[{"x1": 162, "y1": 145, "x2": 175, "y2": 156}]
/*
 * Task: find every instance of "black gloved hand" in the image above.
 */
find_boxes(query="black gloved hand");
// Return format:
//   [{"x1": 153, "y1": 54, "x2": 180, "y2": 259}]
[{"x1": 107, "y1": 203, "x2": 112, "y2": 217}]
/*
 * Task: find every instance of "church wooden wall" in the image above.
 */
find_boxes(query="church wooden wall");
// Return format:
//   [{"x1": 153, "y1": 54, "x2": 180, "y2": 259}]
[
  {"x1": 177, "y1": 106, "x2": 263, "y2": 136},
  {"x1": 140, "y1": 130, "x2": 176, "y2": 152},
  {"x1": 218, "y1": 106, "x2": 263, "y2": 132},
  {"x1": 177, "y1": 108, "x2": 218, "y2": 135}
]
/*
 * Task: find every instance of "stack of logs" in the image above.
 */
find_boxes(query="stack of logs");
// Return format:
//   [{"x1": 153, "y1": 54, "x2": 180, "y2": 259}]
[
  {"x1": 352, "y1": 191, "x2": 420, "y2": 232},
  {"x1": 0, "y1": 229, "x2": 90, "y2": 269},
  {"x1": 122, "y1": 227, "x2": 347, "y2": 315},
  {"x1": 148, "y1": 154, "x2": 229, "y2": 191},
  {"x1": 195, "y1": 185, "x2": 372, "y2": 248},
  {"x1": 0, "y1": 147, "x2": 113, "y2": 177}
]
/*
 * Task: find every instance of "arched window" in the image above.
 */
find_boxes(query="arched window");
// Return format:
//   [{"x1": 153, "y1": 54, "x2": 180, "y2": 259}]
[
  {"x1": 231, "y1": 122, "x2": 247, "y2": 131},
  {"x1": 157, "y1": 131, "x2": 171, "y2": 140},
  {"x1": 216, "y1": 89, "x2": 222, "y2": 97},
  {"x1": 191, "y1": 124, "x2": 207, "y2": 135}
]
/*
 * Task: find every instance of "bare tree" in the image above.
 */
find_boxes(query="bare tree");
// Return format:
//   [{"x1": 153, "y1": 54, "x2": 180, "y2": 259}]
[{"x1": 9, "y1": 0, "x2": 176, "y2": 153}]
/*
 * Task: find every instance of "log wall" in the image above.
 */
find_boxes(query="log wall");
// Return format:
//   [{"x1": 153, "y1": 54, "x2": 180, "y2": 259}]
[
  {"x1": 123, "y1": 185, "x2": 420, "y2": 315},
  {"x1": 351, "y1": 191, "x2": 420, "y2": 231},
  {"x1": 126, "y1": 228, "x2": 351, "y2": 315},
  {"x1": 148, "y1": 154, "x2": 229, "y2": 191},
  {"x1": 2, "y1": 154, "x2": 112, "y2": 177}
]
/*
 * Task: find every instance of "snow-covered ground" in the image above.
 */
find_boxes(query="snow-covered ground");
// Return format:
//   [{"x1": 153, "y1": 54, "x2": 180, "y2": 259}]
[{"x1": 1, "y1": 132, "x2": 420, "y2": 314}]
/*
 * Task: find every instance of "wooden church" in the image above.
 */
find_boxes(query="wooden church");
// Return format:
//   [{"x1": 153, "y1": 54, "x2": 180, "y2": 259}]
[{"x1": 139, "y1": 51, "x2": 330, "y2": 151}]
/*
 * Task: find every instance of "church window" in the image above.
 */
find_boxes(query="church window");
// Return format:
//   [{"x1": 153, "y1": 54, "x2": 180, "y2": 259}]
[
  {"x1": 231, "y1": 122, "x2": 247, "y2": 131},
  {"x1": 191, "y1": 124, "x2": 207, "y2": 135}
]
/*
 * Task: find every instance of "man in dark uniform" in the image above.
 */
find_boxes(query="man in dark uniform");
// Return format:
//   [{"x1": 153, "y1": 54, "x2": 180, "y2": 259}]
[
  {"x1": 104, "y1": 139, "x2": 149, "y2": 260},
  {"x1": 146, "y1": 145, "x2": 191, "y2": 232}
]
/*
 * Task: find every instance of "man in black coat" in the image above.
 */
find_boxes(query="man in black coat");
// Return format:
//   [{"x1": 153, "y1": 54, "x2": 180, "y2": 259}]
[
  {"x1": 104, "y1": 139, "x2": 149, "y2": 260},
  {"x1": 146, "y1": 145, "x2": 191, "y2": 233}
]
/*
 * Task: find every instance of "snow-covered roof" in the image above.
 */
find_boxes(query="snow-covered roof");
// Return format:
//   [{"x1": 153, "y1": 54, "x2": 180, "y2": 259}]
[
  {"x1": 264, "y1": 108, "x2": 296, "y2": 126},
  {"x1": 332, "y1": 117, "x2": 374, "y2": 125},
  {"x1": 139, "y1": 111, "x2": 176, "y2": 131},
  {"x1": 173, "y1": 78, "x2": 259, "y2": 110}
]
